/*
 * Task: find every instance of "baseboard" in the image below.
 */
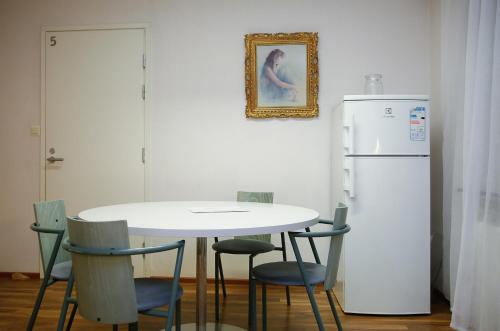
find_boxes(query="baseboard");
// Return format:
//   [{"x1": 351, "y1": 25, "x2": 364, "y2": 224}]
[
  {"x1": 0, "y1": 272, "x2": 249, "y2": 284},
  {"x1": 0, "y1": 272, "x2": 40, "y2": 279}
]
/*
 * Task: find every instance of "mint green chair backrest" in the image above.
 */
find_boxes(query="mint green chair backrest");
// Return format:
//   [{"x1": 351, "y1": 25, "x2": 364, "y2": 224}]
[
  {"x1": 33, "y1": 200, "x2": 71, "y2": 272},
  {"x1": 67, "y1": 218, "x2": 137, "y2": 324},
  {"x1": 235, "y1": 191, "x2": 273, "y2": 243},
  {"x1": 324, "y1": 203, "x2": 348, "y2": 291}
]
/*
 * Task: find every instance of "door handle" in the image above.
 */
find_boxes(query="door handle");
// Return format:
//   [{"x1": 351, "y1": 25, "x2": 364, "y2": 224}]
[
  {"x1": 343, "y1": 158, "x2": 355, "y2": 198},
  {"x1": 47, "y1": 156, "x2": 64, "y2": 163},
  {"x1": 343, "y1": 113, "x2": 355, "y2": 154}
]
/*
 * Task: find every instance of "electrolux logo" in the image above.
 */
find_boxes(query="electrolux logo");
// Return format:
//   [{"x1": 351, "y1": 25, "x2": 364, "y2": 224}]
[{"x1": 384, "y1": 107, "x2": 395, "y2": 118}]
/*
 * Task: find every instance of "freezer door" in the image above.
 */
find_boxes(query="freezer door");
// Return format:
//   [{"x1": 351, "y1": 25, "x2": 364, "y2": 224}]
[
  {"x1": 343, "y1": 100, "x2": 429, "y2": 155},
  {"x1": 342, "y1": 156, "x2": 430, "y2": 314}
]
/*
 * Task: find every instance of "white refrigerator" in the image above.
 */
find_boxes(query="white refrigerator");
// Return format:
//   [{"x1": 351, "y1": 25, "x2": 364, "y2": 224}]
[{"x1": 331, "y1": 95, "x2": 430, "y2": 314}]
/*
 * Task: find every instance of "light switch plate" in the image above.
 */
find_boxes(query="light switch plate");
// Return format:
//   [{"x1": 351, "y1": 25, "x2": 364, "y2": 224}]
[{"x1": 31, "y1": 125, "x2": 41, "y2": 136}]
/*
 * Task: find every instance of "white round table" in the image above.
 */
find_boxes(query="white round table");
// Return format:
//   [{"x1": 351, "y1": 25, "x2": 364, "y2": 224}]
[{"x1": 79, "y1": 201, "x2": 319, "y2": 331}]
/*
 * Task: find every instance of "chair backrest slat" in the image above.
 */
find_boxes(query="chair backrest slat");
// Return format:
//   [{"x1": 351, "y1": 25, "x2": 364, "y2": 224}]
[
  {"x1": 33, "y1": 200, "x2": 71, "y2": 271},
  {"x1": 235, "y1": 191, "x2": 273, "y2": 242},
  {"x1": 324, "y1": 203, "x2": 348, "y2": 291},
  {"x1": 67, "y1": 218, "x2": 137, "y2": 324}
]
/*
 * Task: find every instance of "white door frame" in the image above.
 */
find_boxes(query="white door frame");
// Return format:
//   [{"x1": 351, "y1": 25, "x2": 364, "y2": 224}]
[{"x1": 40, "y1": 24, "x2": 152, "y2": 203}]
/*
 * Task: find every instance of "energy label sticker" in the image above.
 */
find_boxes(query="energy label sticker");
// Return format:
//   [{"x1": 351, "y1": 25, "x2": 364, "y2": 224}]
[{"x1": 410, "y1": 107, "x2": 426, "y2": 141}]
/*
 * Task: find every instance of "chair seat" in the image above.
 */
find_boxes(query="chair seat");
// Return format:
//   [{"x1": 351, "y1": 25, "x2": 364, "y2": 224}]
[
  {"x1": 135, "y1": 278, "x2": 183, "y2": 312},
  {"x1": 253, "y1": 261, "x2": 326, "y2": 286},
  {"x1": 212, "y1": 239, "x2": 275, "y2": 255},
  {"x1": 50, "y1": 261, "x2": 72, "y2": 281}
]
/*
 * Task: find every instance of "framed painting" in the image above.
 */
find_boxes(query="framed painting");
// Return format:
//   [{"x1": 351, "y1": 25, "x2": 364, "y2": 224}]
[{"x1": 245, "y1": 32, "x2": 319, "y2": 118}]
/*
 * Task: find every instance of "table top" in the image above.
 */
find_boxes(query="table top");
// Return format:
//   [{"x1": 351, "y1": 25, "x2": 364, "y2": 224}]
[{"x1": 78, "y1": 201, "x2": 319, "y2": 237}]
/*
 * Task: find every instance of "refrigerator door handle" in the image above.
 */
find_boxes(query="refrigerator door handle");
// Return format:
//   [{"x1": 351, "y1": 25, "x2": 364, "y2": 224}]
[
  {"x1": 343, "y1": 113, "x2": 355, "y2": 154},
  {"x1": 343, "y1": 157, "x2": 355, "y2": 198}
]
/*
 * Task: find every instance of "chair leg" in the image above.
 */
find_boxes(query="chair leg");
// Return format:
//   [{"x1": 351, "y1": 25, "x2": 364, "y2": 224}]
[
  {"x1": 26, "y1": 276, "x2": 51, "y2": 330},
  {"x1": 262, "y1": 284, "x2": 267, "y2": 331},
  {"x1": 65, "y1": 302, "x2": 78, "y2": 331},
  {"x1": 57, "y1": 273, "x2": 75, "y2": 331},
  {"x1": 175, "y1": 300, "x2": 181, "y2": 331},
  {"x1": 214, "y1": 237, "x2": 227, "y2": 297},
  {"x1": 285, "y1": 285, "x2": 291, "y2": 306},
  {"x1": 248, "y1": 254, "x2": 256, "y2": 329},
  {"x1": 218, "y1": 254, "x2": 227, "y2": 297},
  {"x1": 112, "y1": 325, "x2": 118, "y2": 331},
  {"x1": 326, "y1": 290, "x2": 343, "y2": 331},
  {"x1": 304, "y1": 284, "x2": 325, "y2": 331},
  {"x1": 215, "y1": 252, "x2": 220, "y2": 322},
  {"x1": 290, "y1": 233, "x2": 325, "y2": 330},
  {"x1": 250, "y1": 278, "x2": 257, "y2": 331},
  {"x1": 280, "y1": 232, "x2": 291, "y2": 306},
  {"x1": 128, "y1": 322, "x2": 138, "y2": 331}
]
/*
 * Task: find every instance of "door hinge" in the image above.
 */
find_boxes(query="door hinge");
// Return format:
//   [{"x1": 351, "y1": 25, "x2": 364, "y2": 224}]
[
  {"x1": 142, "y1": 147, "x2": 145, "y2": 163},
  {"x1": 142, "y1": 54, "x2": 146, "y2": 69},
  {"x1": 142, "y1": 84, "x2": 145, "y2": 100}
]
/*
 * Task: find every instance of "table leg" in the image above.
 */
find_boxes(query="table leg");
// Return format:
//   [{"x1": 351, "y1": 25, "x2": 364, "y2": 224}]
[
  {"x1": 173, "y1": 238, "x2": 245, "y2": 331},
  {"x1": 196, "y1": 237, "x2": 207, "y2": 331}
]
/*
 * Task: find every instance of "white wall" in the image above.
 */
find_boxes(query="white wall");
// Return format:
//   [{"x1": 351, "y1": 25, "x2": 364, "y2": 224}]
[{"x1": 0, "y1": 0, "x2": 433, "y2": 277}]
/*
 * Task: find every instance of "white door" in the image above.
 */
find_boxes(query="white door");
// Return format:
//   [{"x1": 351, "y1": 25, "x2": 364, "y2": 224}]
[
  {"x1": 341, "y1": 156, "x2": 430, "y2": 314},
  {"x1": 44, "y1": 28, "x2": 147, "y2": 275},
  {"x1": 343, "y1": 100, "x2": 430, "y2": 155}
]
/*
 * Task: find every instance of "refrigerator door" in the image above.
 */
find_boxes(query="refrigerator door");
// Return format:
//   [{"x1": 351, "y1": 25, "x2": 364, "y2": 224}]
[
  {"x1": 343, "y1": 100, "x2": 429, "y2": 155},
  {"x1": 341, "y1": 156, "x2": 430, "y2": 314}
]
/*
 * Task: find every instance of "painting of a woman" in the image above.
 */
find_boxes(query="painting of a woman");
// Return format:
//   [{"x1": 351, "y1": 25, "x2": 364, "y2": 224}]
[
  {"x1": 260, "y1": 49, "x2": 298, "y2": 102},
  {"x1": 245, "y1": 32, "x2": 318, "y2": 118},
  {"x1": 257, "y1": 45, "x2": 307, "y2": 107}
]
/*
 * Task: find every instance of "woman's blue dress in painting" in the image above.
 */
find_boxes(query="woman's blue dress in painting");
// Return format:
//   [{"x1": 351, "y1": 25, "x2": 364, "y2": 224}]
[{"x1": 260, "y1": 65, "x2": 296, "y2": 103}]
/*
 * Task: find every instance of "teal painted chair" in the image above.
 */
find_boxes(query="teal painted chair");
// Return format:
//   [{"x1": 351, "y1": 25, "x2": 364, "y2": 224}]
[
  {"x1": 212, "y1": 191, "x2": 291, "y2": 326},
  {"x1": 61, "y1": 218, "x2": 185, "y2": 331},
  {"x1": 250, "y1": 203, "x2": 351, "y2": 331},
  {"x1": 27, "y1": 200, "x2": 77, "y2": 331}
]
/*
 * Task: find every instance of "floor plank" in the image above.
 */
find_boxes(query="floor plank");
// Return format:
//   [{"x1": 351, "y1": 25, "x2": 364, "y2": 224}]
[{"x1": 0, "y1": 277, "x2": 452, "y2": 330}]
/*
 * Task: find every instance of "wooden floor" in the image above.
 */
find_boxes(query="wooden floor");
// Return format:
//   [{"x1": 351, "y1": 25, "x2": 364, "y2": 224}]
[{"x1": 0, "y1": 277, "x2": 452, "y2": 330}]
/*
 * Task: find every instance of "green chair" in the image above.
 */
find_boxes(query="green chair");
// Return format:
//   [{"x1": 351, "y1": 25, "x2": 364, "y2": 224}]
[
  {"x1": 250, "y1": 203, "x2": 350, "y2": 331},
  {"x1": 212, "y1": 191, "x2": 290, "y2": 326},
  {"x1": 27, "y1": 200, "x2": 77, "y2": 331},
  {"x1": 61, "y1": 218, "x2": 184, "y2": 331}
]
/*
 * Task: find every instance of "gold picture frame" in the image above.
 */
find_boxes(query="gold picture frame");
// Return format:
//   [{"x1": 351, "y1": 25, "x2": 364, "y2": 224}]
[{"x1": 245, "y1": 32, "x2": 319, "y2": 118}]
